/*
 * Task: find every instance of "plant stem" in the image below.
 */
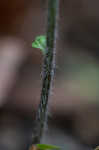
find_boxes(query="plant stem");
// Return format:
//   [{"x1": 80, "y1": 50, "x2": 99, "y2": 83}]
[{"x1": 32, "y1": 0, "x2": 60, "y2": 145}]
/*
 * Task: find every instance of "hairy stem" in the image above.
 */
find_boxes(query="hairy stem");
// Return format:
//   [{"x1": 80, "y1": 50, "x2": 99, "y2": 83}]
[{"x1": 32, "y1": 0, "x2": 60, "y2": 145}]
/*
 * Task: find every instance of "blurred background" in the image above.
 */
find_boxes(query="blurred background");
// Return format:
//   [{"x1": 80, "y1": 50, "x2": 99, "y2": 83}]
[{"x1": 0, "y1": 0, "x2": 99, "y2": 149}]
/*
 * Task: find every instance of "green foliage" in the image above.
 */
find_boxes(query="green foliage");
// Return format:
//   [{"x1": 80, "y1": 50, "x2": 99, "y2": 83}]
[
  {"x1": 36, "y1": 144, "x2": 60, "y2": 150},
  {"x1": 32, "y1": 35, "x2": 46, "y2": 54}
]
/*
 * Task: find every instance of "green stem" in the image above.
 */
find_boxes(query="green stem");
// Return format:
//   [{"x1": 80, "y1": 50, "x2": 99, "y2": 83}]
[{"x1": 32, "y1": 0, "x2": 60, "y2": 144}]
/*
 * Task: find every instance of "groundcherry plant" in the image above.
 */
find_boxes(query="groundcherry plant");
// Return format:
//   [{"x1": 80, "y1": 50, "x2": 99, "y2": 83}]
[
  {"x1": 29, "y1": 0, "x2": 60, "y2": 150},
  {"x1": 31, "y1": 1, "x2": 99, "y2": 150}
]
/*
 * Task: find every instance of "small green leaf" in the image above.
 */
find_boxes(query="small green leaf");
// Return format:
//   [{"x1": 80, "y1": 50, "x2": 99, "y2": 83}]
[
  {"x1": 36, "y1": 144, "x2": 60, "y2": 150},
  {"x1": 32, "y1": 35, "x2": 46, "y2": 54}
]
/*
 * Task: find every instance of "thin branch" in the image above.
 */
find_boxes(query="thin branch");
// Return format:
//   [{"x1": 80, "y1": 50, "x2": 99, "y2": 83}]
[{"x1": 32, "y1": 0, "x2": 60, "y2": 145}]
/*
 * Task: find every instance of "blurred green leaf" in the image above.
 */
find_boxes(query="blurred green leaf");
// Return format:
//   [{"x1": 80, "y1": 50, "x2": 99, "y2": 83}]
[
  {"x1": 36, "y1": 144, "x2": 60, "y2": 150},
  {"x1": 32, "y1": 35, "x2": 46, "y2": 54}
]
